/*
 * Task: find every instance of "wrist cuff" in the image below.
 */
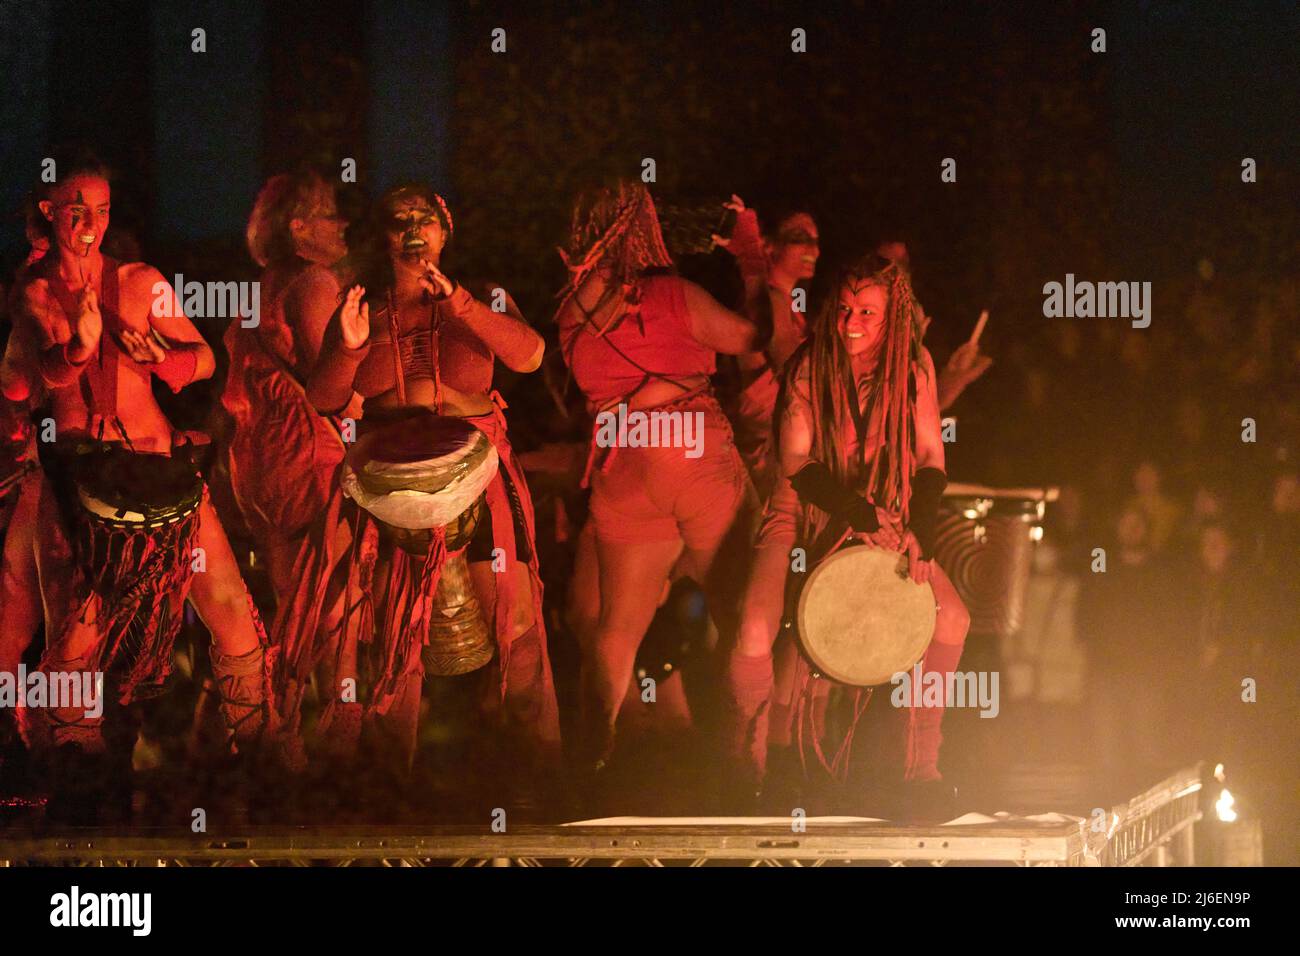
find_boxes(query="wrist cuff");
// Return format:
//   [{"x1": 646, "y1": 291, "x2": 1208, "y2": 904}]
[
  {"x1": 790, "y1": 460, "x2": 879, "y2": 533},
  {"x1": 907, "y1": 467, "x2": 948, "y2": 560}
]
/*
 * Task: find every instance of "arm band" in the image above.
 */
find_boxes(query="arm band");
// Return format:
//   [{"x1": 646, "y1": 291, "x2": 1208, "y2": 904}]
[
  {"x1": 154, "y1": 348, "x2": 198, "y2": 393},
  {"x1": 907, "y1": 467, "x2": 948, "y2": 560},
  {"x1": 790, "y1": 460, "x2": 879, "y2": 533}
]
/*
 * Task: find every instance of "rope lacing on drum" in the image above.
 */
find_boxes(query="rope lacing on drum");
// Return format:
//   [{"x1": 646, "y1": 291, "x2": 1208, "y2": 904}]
[{"x1": 792, "y1": 657, "x2": 874, "y2": 783}]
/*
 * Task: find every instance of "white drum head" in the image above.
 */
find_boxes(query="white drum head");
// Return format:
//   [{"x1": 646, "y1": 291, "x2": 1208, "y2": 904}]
[{"x1": 796, "y1": 545, "x2": 936, "y2": 687}]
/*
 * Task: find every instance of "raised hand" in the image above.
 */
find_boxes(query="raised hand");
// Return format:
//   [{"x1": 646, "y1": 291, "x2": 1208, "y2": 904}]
[
  {"x1": 712, "y1": 195, "x2": 760, "y2": 252},
  {"x1": 340, "y1": 285, "x2": 370, "y2": 350},
  {"x1": 419, "y1": 259, "x2": 455, "y2": 300},
  {"x1": 72, "y1": 285, "x2": 103, "y2": 357},
  {"x1": 944, "y1": 338, "x2": 993, "y2": 385}
]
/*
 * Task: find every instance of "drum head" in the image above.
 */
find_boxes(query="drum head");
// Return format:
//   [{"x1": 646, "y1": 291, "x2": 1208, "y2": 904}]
[
  {"x1": 796, "y1": 545, "x2": 936, "y2": 687},
  {"x1": 72, "y1": 443, "x2": 204, "y2": 524},
  {"x1": 347, "y1": 411, "x2": 493, "y2": 496},
  {"x1": 342, "y1": 411, "x2": 499, "y2": 531}
]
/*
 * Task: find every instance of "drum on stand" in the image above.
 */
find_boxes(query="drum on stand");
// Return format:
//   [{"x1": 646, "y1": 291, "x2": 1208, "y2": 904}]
[{"x1": 933, "y1": 482, "x2": 1057, "y2": 638}]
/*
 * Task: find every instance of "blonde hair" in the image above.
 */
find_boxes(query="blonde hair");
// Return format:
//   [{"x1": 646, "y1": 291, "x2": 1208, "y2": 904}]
[{"x1": 245, "y1": 170, "x2": 333, "y2": 268}]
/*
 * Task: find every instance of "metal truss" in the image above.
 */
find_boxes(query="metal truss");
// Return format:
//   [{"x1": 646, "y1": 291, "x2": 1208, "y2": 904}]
[{"x1": 0, "y1": 766, "x2": 1203, "y2": 868}]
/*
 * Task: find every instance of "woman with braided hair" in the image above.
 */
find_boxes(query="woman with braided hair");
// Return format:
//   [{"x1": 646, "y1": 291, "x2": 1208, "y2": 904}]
[
  {"x1": 727, "y1": 252, "x2": 970, "y2": 818},
  {"x1": 554, "y1": 179, "x2": 771, "y2": 781}
]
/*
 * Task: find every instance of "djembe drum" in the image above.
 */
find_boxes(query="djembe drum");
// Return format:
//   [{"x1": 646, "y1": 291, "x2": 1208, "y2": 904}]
[
  {"x1": 48, "y1": 440, "x2": 208, "y2": 696},
  {"x1": 932, "y1": 482, "x2": 1057, "y2": 638},
  {"x1": 796, "y1": 542, "x2": 937, "y2": 686},
  {"x1": 342, "y1": 411, "x2": 501, "y2": 676}
]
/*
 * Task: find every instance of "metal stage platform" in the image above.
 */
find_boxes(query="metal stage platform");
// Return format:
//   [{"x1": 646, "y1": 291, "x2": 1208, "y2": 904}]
[{"x1": 0, "y1": 766, "x2": 1203, "y2": 867}]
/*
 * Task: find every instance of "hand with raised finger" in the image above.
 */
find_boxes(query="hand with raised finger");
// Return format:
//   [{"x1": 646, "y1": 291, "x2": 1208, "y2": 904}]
[
  {"x1": 419, "y1": 259, "x2": 456, "y2": 300},
  {"x1": 945, "y1": 340, "x2": 993, "y2": 384}
]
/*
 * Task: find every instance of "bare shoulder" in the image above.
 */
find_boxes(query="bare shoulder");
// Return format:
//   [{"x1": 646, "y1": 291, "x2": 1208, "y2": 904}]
[
  {"x1": 288, "y1": 263, "x2": 344, "y2": 309},
  {"x1": 295, "y1": 263, "x2": 343, "y2": 296},
  {"x1": 677, "y1": 275, "x2": 711, "y2": 305},
  {"x1": 117, "y1": 261, "x2": 171, "y2": 301},
  {"x1": 114, "y1": 262, "x2": 174, "y2": 321}
]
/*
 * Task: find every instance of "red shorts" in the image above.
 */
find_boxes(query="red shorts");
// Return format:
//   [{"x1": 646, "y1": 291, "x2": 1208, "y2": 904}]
[{"x1": 590, "y1": 395, "x2": 750, "y2": 549}]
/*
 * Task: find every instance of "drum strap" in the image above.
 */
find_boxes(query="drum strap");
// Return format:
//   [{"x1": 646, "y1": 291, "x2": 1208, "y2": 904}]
[
  {"x1": 47, "y1": 257, "x2": 130, "y2": 438},
  {"x1": 91, "y1": 258, "x2": 122, "y2": 425}
]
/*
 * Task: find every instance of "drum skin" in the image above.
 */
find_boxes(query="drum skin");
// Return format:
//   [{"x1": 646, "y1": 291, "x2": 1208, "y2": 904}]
[
  {"x1": 343, "y1": 412, "x2": 499, "y2": 530},
  {"x1": 796, "y1": 545, "x2": 936, "y2": 687}
]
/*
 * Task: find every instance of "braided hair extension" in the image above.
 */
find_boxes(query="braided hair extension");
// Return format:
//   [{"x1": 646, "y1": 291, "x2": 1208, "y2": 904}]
[
  {"x1": 554, "y1": 179, "x2": 673, "y2": 338},
  {"x1": 799, "y1": 254, "x2": 926, "y2": 528}
]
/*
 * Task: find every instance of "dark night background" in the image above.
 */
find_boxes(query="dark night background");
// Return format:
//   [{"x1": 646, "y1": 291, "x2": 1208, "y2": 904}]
[
  {"x1": 0, "y1": 0, "x2": 1297, "y2": 855},
  {"x1": 2, "y1": 0, "x2": 1296, "y2": 476}
]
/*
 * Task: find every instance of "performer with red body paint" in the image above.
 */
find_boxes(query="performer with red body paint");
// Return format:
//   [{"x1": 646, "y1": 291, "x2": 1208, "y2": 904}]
[
  {"x1": 730, "y1": 208, "x2": 820, "y2": 498},
  {"x1": 553, "y1": 181, "x2": 771, "y2": 778},
  {"x1": 222, "y1": 168, "x2": 360, "y2": 767},
  {"x1": 1, "y1": 218, "x2": 53, "y2": 698},
  {"x1": 729, "y1": 253, "x2": 970, "y2": 817},
  {"x1": 10, "y1": 152, "x2": 270, "y2": 776},
  {"x1": 307, "y1": 183, "x2": 561, "y2": 796}
]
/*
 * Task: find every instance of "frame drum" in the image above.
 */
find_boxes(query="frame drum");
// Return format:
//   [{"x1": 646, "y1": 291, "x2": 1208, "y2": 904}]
[{"x1": 796, "y1": 544, "x2": 936, "y2": 687}]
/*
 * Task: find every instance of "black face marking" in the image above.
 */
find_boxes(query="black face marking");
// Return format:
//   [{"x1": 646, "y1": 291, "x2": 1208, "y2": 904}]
[{"x1": 74, "y1": 190, "x2": 85, "y2": 205}]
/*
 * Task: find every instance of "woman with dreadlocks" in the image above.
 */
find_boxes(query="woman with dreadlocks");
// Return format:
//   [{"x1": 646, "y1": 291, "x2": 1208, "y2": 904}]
[
  {"x1": 728, "y1": 252, "x2": 970, "y2": 817},
  {"x1": 307, "y1": 183, "x2": 560, "y2": 797},
  {"x1": 554, "y1": 180, "x2": 771, "y2": 779}
]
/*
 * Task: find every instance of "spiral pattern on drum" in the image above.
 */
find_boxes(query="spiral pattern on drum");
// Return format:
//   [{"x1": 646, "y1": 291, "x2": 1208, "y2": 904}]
[{"x1": 933, "y1": 512, "x2": 1034, "y2": 638}]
